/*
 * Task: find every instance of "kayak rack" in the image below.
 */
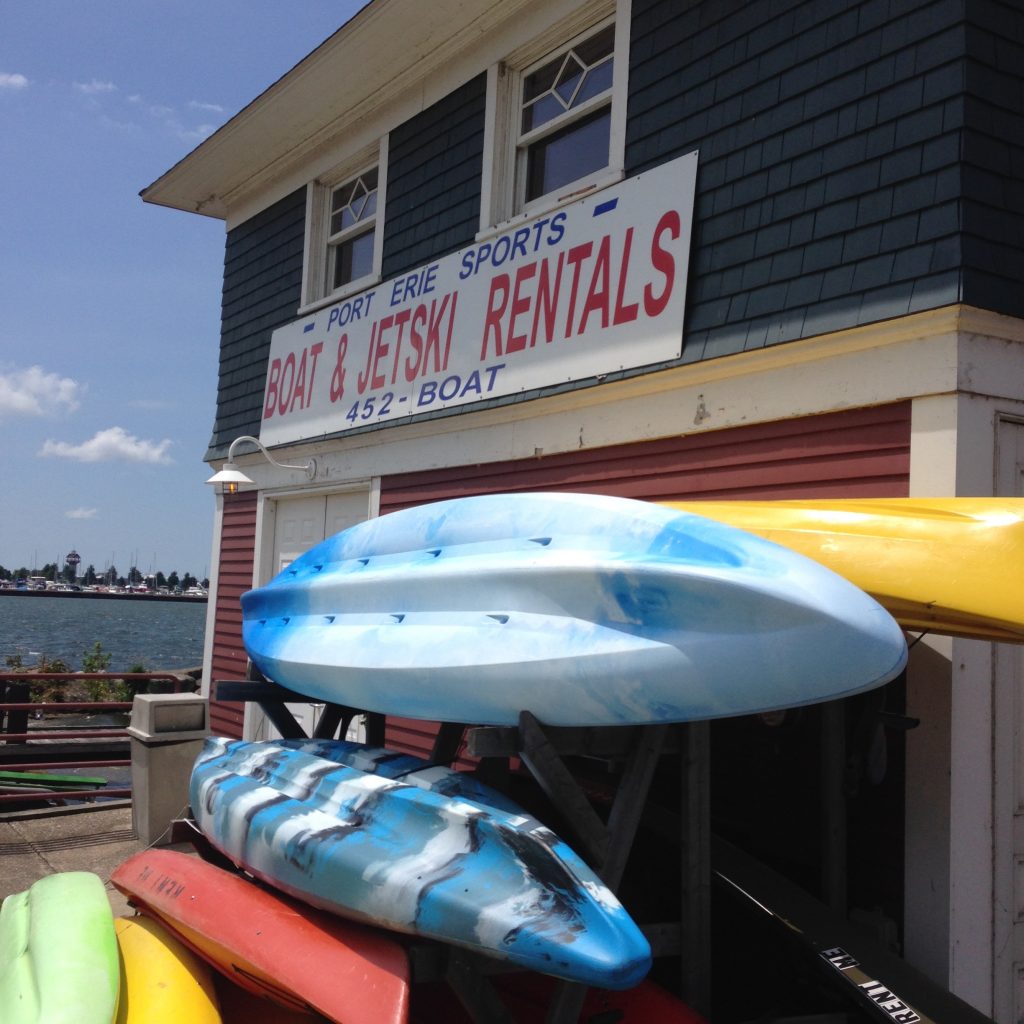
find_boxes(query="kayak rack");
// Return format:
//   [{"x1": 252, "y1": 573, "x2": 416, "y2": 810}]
[
  {"x1": 213, "y1": 677, "x2": 710, "y2": 1022},
  {"x1": 212, "y1": 678, "x2": 991, "y2": 1023}
]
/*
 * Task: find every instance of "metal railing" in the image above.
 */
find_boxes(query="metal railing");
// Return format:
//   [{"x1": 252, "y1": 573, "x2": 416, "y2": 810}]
[{"x1": 0, "y1": 671, "x2": 195, "y2": 806}]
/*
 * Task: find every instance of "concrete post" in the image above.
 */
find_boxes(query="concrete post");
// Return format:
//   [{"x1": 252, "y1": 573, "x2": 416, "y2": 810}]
[{"x1": 127, "y1": 693, "x2": 210, "y2": 846}]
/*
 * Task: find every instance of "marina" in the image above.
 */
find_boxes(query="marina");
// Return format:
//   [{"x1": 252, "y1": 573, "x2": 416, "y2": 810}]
[{"x1": 0, "y1": 593, "x2": 206, "y2": 674}]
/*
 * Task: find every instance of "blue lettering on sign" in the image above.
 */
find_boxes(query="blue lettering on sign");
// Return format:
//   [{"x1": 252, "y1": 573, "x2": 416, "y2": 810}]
[
  {"x1": 389, "y1": 264, "x2": 438, "y2": 307},
  {"x1": 417, "y1": 364, "x2": 506, "y2": 406},
  {"x1": 458, "y1": 214, "x2": 567, "y2": 280},
  {"x1": 326, "y1": 291, "x2": 376, "y2": 330}
]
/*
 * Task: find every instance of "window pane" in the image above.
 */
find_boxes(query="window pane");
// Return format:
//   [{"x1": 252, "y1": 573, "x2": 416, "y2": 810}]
[
  {"x1": 575, "y1": 57, "x2": 613, "y2": 106},
  {"x1": 522, "y1": 92, "x2": 565, "y2": 134},
  {"x1": 521, "y1": 27, "x2": 614, "y2": 135},
  {"x1": 329, "y1": 169, "x2": 378, "y2": 239},
  {"x1": 574, "y1": 24, "x2": 614, "y2": 66},
  {"x1": 332, "y1": 228, "x2": 375, "y2": 290},
  {"x1": 525, "y1": 107, "x2": 610, "y2": 202},
  {"x1": 523, "y1": 57, "x2": 561, "y2": 104}
]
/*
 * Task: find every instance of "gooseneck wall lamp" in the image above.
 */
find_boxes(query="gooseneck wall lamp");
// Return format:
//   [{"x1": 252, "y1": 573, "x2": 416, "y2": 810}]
[{"x1": 205, "y1": 435, "x2": 318, "y2": 495}]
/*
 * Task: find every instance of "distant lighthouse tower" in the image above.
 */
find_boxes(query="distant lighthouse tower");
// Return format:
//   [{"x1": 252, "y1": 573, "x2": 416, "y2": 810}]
[{"x1": 65, "y1": 549, "x2": 81, "y2": 582}]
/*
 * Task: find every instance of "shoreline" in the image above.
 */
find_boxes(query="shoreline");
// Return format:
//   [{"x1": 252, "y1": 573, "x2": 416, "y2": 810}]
[{"x1": 0, "y1": 589, "x2": 207, "y2": 604}]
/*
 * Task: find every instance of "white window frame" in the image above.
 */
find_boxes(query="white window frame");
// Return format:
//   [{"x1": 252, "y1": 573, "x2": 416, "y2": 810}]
[
  {"x1": 480, "y1": 1, "x2": 629, "y2": 236},
  {"x1": 300, "y1": 137, "x2": 389, "y2": 313}
]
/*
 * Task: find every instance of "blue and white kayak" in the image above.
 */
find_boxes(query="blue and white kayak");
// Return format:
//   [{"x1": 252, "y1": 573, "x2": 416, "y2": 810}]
[
  {"x1": 241, "y1": 492, "x2": 908, "y2": 726},
  {"x1": 276, "y1": 736, "x2": 524, "y2": 813},
  {"x1": 190, "y1": 736, "x2": 651, "y2": 989}
]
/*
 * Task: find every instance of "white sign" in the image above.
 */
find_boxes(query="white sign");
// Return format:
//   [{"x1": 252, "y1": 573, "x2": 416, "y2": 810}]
[{"x1": 259, "y1": 150, "x2": 698, "y2": 446}]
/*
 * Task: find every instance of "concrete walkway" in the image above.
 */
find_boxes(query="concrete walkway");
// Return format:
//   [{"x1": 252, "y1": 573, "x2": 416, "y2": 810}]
[{"x1": 0, "y1": 802, "x2": 168, "y2": 915}]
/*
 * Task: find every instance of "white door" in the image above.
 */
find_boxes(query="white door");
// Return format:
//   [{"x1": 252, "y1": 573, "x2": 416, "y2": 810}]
[
  {"x1": 992, "y1": 416, "x2": 1024, "y2": 1023},
  {"x1": 246, "y1": 489, "x2": 371, "y2": 741}
]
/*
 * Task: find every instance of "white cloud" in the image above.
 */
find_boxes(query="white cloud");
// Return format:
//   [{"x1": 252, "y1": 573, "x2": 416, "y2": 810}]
[
  {"x1": 189, "y1": 100, "x2": 224, "y2": 114},
  {"x1": 0, "y1": 365, "x2": 81, "y2": 417},
  {"x1": 40, "y1": 426, "x2": 173, "y2": 464},
  {"x1": 178, "y1": 123, "x2": 217, "y2": 142},
  {"x1": 66, "y1": 507, "x2": 98, "y2": 520},
  {"x1": 0, "y1": 73, "x2": 29, "y2": 91},
  {"x1": 74, "y1": 79, "x2": 116, "y2": 95}
]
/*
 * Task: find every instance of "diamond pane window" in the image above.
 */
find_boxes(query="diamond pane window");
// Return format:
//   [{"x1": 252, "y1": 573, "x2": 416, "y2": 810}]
[
  {"x1": 327, "y1": 167, "x2": 378, "y2": 291},
  {"x1": 329, "y1": 169, "x2": 378, "y2": 237},
  {"x1": 521, "y1": 25, "x2": 614, "y2": 135}
]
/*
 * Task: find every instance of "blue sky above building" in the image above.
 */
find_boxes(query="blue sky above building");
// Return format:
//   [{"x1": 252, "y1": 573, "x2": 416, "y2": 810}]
[{"x1": 0, "y1": 1, "x2": 369, "y2": 577}]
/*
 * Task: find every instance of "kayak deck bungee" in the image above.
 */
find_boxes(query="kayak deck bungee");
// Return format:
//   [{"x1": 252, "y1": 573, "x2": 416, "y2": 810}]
[
  {"x1": 0, "y1": 871, "x2": 119, "y2": 1024},
  {"x1": 190, "y1": 736, "x2": 652, "y2": 989},
  {"x1": 664, "y1": 497, "x2": 1024, "y2": 643},
  {"x1": 241, "y1": 492, "x2": 908, "y2": 726},
  {"x1": 111, "y1": 848, "x2": 410, "y2": 1024}
]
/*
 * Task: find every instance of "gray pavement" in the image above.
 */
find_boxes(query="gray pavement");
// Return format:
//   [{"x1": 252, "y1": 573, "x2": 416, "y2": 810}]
[{"x1": 0, "y1": 801, "x2": 185, "y2": 916}]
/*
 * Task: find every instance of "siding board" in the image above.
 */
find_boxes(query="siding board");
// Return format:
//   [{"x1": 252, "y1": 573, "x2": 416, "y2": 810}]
[
  {"x1": 381, "y1": 73, "x2": 487, "y2": 280},
  {"x1": 380, "y1": 402, "x2": 911, "y2": 757},
  {"x1": 625, "y1": 0, "x2": 983, "y2": 359},
  {"x1": 209, "y1": 491, "x2": 258, "y2": 738},
  {"x1": 206, "y1": 188, "x2": 306, "y2": 460}
]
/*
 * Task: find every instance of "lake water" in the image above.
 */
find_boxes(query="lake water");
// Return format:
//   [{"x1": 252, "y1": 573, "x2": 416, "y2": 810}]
[{"x1": 0, "y1": 595, "x2": 207, "y2": 672}]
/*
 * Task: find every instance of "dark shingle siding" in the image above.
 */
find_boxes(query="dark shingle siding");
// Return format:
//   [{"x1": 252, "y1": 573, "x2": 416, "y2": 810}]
[
  {"x1": 381, "y1": 73, "x2": 487, "y2": 279},
  {"x1": 206, "y1": 187, "x2": 306, "y2": 460},
  {"x1": 626, "y1": 0, "x2": 985, "y2": 360},
  {"x1": 962, "y1": 0, "x2": 1024, "y2": 317},
  {"x1": 206, "y1": 1, "x2": 1023, "y2": 442}
]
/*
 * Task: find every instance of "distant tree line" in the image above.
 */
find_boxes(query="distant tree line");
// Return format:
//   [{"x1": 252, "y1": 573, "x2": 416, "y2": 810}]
[{"x1": 0, "y1": 562, "x2": 209, "y2": 590}]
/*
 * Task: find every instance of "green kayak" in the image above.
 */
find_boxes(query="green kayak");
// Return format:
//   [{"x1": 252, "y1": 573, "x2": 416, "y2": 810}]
[{"x1": 0, "y1": 871, "x2": 119, "y2": 1023}]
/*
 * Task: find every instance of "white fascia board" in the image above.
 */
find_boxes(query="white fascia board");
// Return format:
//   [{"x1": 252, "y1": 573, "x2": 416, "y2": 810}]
[
  {"x1": 142, "y1": 0, "x2": 547, "y2": 221},
  {"x1": 303, "y1": 307, "x2": 974, "y2": 484}
]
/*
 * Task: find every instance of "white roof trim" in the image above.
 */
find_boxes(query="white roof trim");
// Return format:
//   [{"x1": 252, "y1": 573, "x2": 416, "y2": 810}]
[{"x1": 141, "y1": 0, "x2": 540, "y2": 220}]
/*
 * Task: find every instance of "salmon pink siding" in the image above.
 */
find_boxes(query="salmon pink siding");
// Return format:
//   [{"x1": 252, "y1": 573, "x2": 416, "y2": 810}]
[
  {"x1": 380, "y1": 401, "x2": 911, "y2": 758},
  {"x1": 209, "y1": 491, "x2": 258, "y2": 738},
  {"x1": 208, "y1": 402, "x2": 910, "y2": 742}
]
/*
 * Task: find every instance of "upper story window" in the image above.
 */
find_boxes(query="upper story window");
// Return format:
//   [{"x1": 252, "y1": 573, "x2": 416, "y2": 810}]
[
  {"x1": 519, "y1": 24, "x2": 615, "y2": 205},
  {"x1": 482, "y1": 7, "x2": 627, "y2": 231},
  {"x1": 327, "y1": 167, "x2": 378, "y2": 291},
  {"x1": 301, "y1": 139, "x2": 387, "y2": 311}
]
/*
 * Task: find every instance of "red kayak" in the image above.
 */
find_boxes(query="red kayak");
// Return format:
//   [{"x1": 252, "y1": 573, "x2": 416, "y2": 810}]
[{"x1": 111, "y1": 849, "x2": 409, "y2": 1024}]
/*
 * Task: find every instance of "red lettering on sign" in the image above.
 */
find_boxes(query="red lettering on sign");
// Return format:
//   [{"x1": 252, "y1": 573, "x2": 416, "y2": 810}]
[
  {"x1": 578, "y1": 235, "x2": 611, "y2": 335},
  {"x1": 390, "y1": 309, "x2": 411, "y2": 385},
  {"x1": 371, "y1": 314, "x2": 394, "y2": 391},
  {"x1": 613, "y1": 228, "x2": 639, "y2": 325},
  {"x1": 264, "y1": 358, "x2": 281, "y2": 419},
  {"x1": 643, "y1": 210, "x2": 679, "y2": 317},
  {"x1": 562, "y1": 242, "x2": 593, "y2": 340},
  {"x1": 530, "y1": 252, "x2": 561, "y2": 346},
  {"x1": 481, "y1": 275, "x2": 510, "y2": 359},
  {"x1": 506, "y1": 263, "x2": 537, "y2": 353},
  {"x1": 405, "y1": 307, "x2": 427, "y2": 382}
]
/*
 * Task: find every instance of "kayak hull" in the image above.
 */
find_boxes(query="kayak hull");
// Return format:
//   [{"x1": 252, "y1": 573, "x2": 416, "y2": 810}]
[
  {"x1": 0, "y1": 871, "x2": 119, "y2": 1024},
  {"x1": 115, "y1": 915, "x2": 222, "y2": 1024},
  {"x1": 189, "y1": 736, "x2": 652, "y2": 989},
  {"x1": 110, "y1": 848, "x2": 410, "y2": 1024},
  {"x1": 665, "y1": 498, "x2": 1024, "y2": 643},
  {"x1": 242, "y1": 493, "x2": 908, "y2": 726}
]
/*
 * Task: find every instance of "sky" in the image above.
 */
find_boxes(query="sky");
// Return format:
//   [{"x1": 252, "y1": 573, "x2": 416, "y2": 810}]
[{"x1": 1, "y1": 1, "x2": 370, "y2": 581}]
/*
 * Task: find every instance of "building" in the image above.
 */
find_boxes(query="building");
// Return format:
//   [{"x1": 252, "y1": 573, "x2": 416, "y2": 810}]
[{"x1": 145, "y1": 1, "x2": 1024, "y2": 1018}]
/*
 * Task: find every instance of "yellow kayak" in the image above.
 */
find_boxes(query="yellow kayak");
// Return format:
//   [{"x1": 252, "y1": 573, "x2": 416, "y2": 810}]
[
  {"x1": 663, "y1": 498, "x2": 1024, "y2": 643},
  {"x1": 115, "y1": 916, "x2": 221, "y2": 1024}
]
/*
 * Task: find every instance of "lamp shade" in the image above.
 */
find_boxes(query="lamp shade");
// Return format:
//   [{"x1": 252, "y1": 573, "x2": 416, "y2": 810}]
[{"x1": 205, "y1": 463, "x2": 254, "y2": 494}]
